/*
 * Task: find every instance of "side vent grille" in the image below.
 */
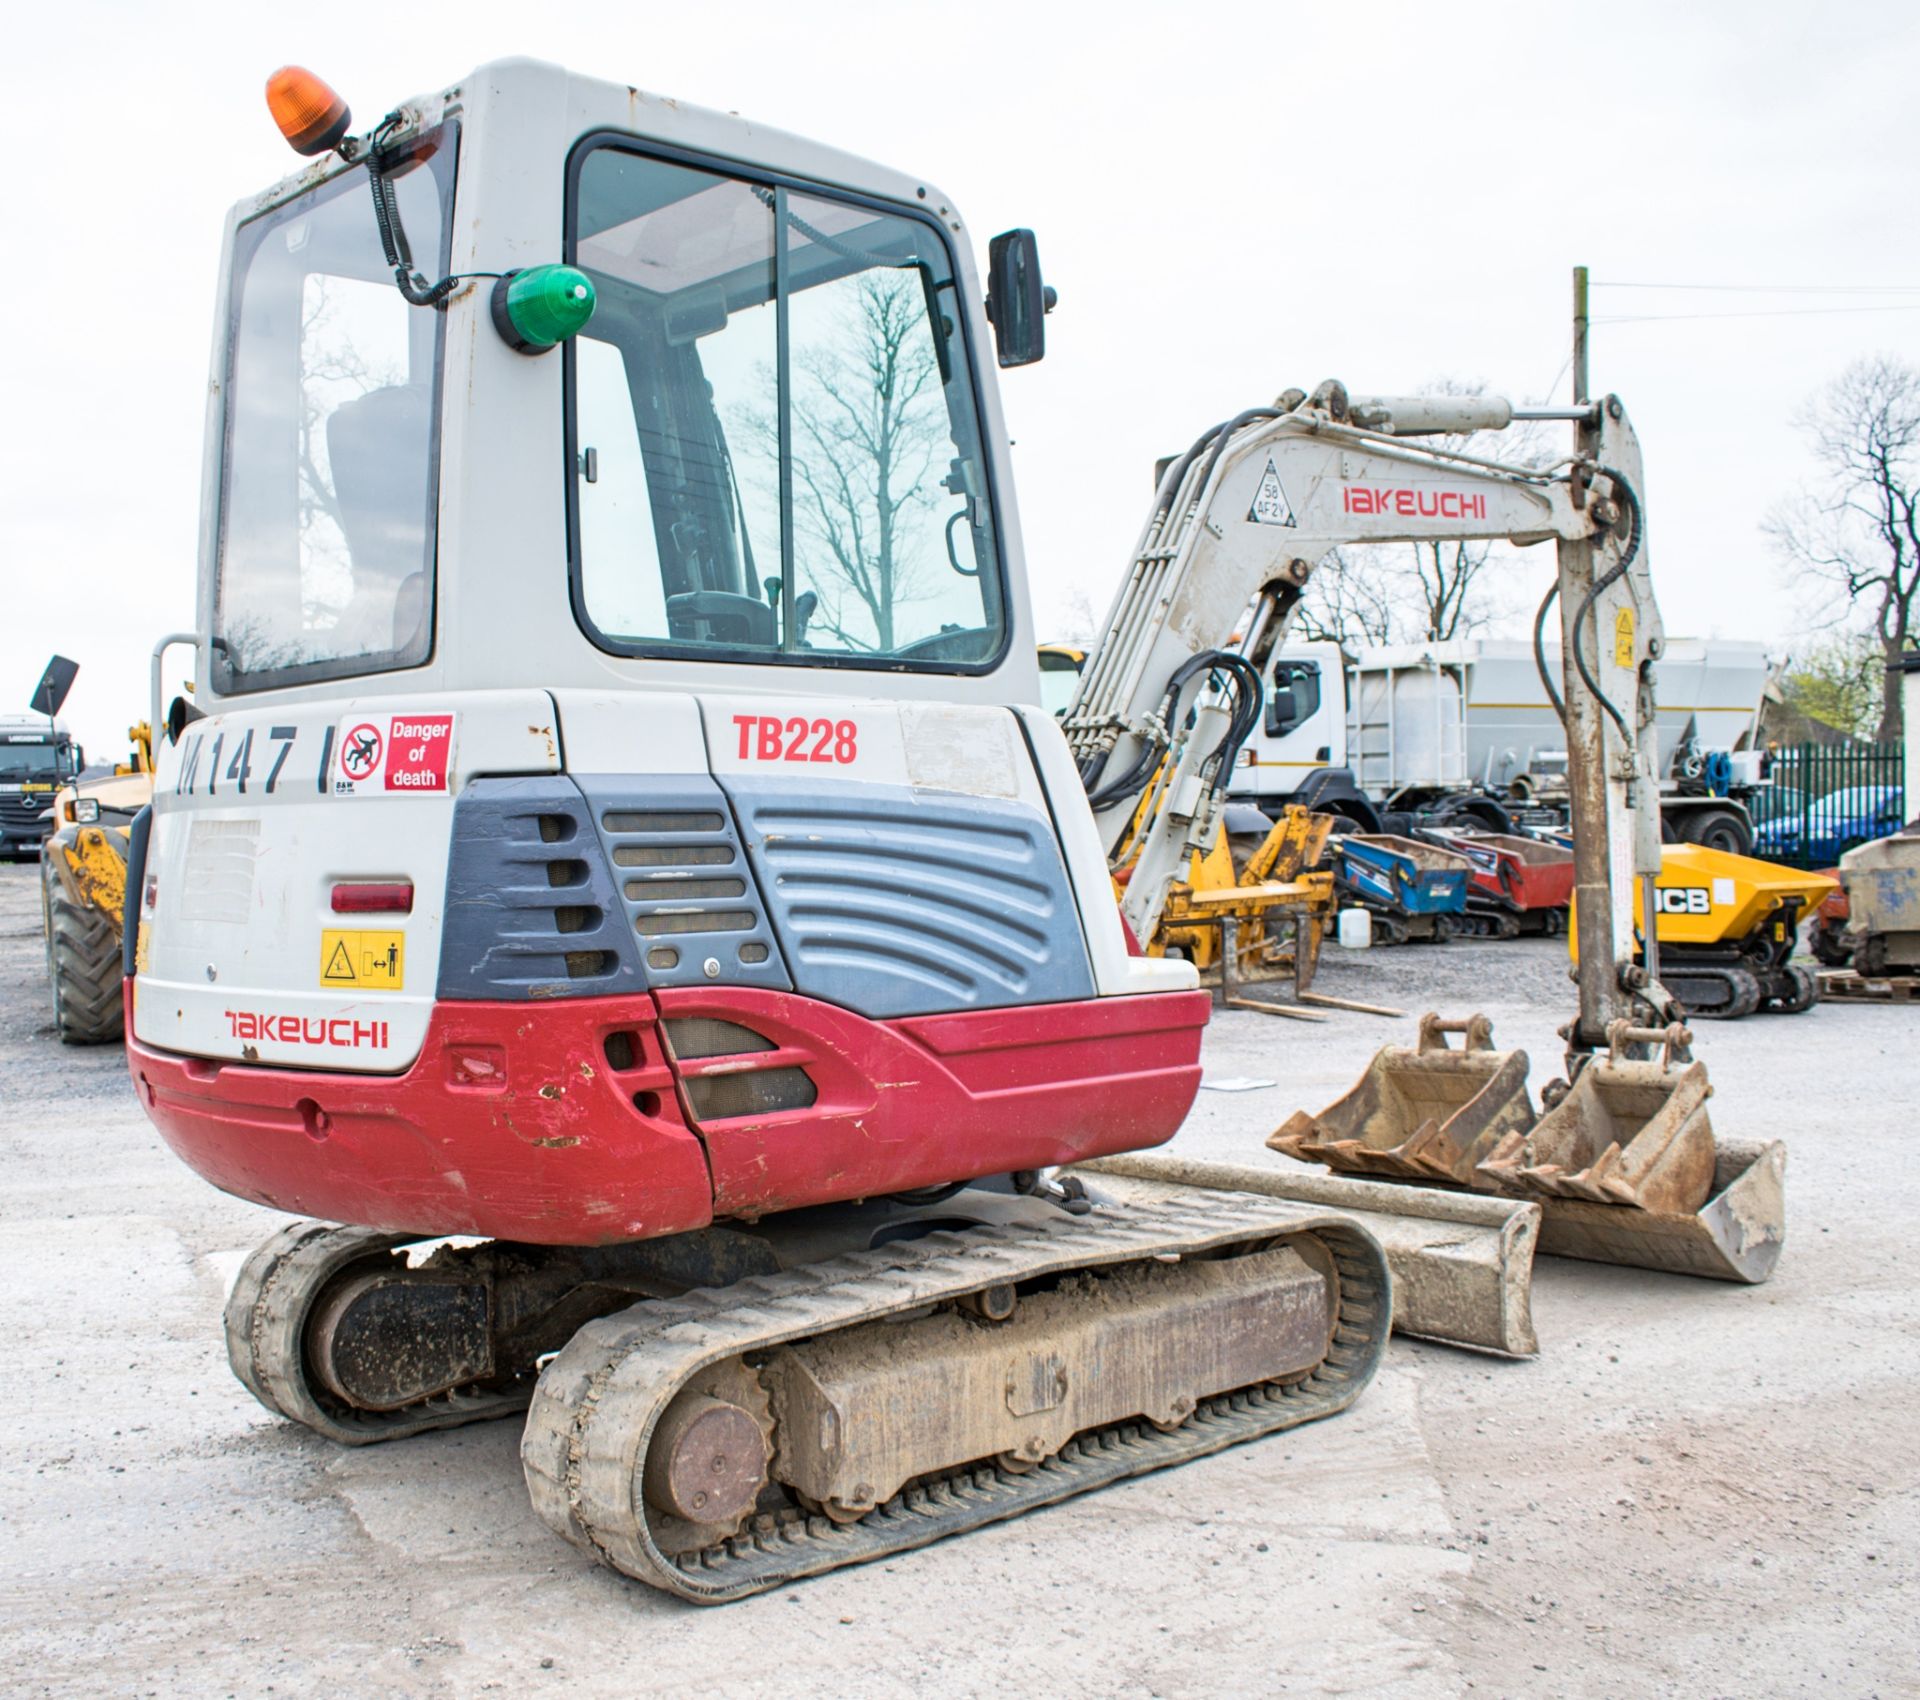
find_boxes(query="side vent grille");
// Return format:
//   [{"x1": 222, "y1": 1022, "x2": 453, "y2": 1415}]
[
  {"x1": 438, "y1": 779, "x2": 639, "y2": 1000},
  {"x1": 579, "y1": 777, "x2": 791, "y2": 992},
  {"x1": 722, "y1": 782, "x2": 1097, "y2": 1019},
  {"x1": 662, "y1": 1017, "x2": 816, "y2": 1122}
]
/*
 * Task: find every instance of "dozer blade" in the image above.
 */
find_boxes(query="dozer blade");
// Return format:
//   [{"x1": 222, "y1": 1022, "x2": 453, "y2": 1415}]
[
  {"x1": 1268, "y1": 1013, "x2": 1536, "y2": 1186},
  {"x1": 1477, "y1": 1023, "x2": 1713, "y2": 1215},
  {"x1": 1076, "y1": 1153, "x2": 1540, "y2": 1357}
]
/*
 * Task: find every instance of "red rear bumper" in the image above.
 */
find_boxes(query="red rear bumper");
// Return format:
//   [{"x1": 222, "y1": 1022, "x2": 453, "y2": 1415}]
[{"x1": 126, "y1": 983, "x2": 1210, "y2": 1245}]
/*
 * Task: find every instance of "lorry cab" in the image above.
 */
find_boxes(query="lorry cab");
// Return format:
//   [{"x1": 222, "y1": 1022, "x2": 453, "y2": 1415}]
[
  {"x1": 1227, "y1": 641, "x2": 1347, "y2": 804},
  {"x1": 129, "y1": 58, "x2": 1201, "y2": 1246},
  {"x1": 0, "y1": 715, "x2": 81, "y2": 859}
]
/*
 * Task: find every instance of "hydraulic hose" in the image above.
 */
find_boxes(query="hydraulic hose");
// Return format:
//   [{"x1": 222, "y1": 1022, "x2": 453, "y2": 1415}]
[
  {"x1": 1081, "y1": 650, "x2": 1262, "y2": 814},
  {"x1": 1567, "y1": 467, "x2": 1643, "y2": 747},
  {"x1": 1532, "y1": 579, "x2": 1565, "y2": 723}
]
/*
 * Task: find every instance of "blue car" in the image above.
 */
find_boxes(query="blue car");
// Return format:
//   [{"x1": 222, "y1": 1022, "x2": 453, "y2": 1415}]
[{"x1": 1752, "y1": 785, "x2": 1906, "y2": 865}]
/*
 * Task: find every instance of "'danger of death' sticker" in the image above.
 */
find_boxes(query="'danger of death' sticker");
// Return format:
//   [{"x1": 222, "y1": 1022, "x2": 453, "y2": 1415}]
[{"x1": 332, "y1": 713, "x2": 456, "y2": 796}]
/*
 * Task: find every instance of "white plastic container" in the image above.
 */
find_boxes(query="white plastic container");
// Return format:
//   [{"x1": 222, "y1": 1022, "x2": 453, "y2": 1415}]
[{"x1": 1337, "y1": 907, "x2": 1373, "y2": 950}]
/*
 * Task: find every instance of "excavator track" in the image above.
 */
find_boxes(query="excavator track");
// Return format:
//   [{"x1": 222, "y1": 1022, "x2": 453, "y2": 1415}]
[
  {"x1": 225, "y1": 1221, "x2": 537, "y2": 1445},
  {"x1": 523, "y1": 1193, "x2": 1388, "y2": 1603}
]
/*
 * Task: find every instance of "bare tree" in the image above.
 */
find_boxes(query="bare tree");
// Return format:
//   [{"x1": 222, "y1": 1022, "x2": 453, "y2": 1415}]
[
  {"x1": 1766, "y1": 354, "x2": 1920, "y2": 741},
  {"x1": 1293, "y1": 546, "x2": 1398, "y2": 650},
  {"x1": 786, "y1": 272, "x2": 946, "y2": 651}
]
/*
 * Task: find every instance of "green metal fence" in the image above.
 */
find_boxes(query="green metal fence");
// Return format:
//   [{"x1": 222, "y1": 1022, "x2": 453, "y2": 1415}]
[{"x1": 1750, "y1": 742, "x2": 1905, "y2": 869}]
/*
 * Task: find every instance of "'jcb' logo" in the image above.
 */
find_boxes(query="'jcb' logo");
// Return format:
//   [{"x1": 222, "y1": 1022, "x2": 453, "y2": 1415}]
[{"x1": 1656, "y1": 887, "x2": 1713, "y2": 914}]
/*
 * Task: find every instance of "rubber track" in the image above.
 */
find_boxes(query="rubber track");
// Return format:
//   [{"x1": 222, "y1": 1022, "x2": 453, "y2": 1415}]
[
  {"x1": 522, "y1": 1194, "x2": 1390, "y2": 1603},
  {"x1": 1663, "y1": 962, "x2": 1763, "y2": 1020},
  {"x1": 225, "y1": 1221, "x2": 536, "y2": 1445},
  {"x1": 44, "y1": 862, "x2": 123, "y2": 1044}
]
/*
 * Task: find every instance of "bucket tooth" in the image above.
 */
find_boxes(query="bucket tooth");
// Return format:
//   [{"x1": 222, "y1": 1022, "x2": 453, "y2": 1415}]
[
  {"x1": 1268, "y1": 1013, "x2": 1536, "y2": 1189},
  {"x1": 1476, "y1": 1023, "x2": 1715, "y2": 1218}
]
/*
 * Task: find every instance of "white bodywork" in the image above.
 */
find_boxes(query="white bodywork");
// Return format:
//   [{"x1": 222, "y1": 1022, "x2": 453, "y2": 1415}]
[{"x1": 141, "y1": 58, "x2": 1188, "y2": 1073}]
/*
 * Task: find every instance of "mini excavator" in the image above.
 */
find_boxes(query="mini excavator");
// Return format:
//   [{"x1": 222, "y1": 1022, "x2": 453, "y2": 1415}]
[{"x1": 124, "y1": 61, "x2": 1781, "y2": 1604}]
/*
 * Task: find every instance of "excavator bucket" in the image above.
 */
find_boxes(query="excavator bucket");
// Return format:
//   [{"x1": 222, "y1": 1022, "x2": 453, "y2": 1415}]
[
  {"x1": 1273, "y1": 1015, "x2": 1787, "y2": 1284},
  {"x1": 1268, "y1": 1013, "x2": 1535, "y2": 1186},
  {"x1": 1477, "y1": 1026, "x2": 1714, "y2": 1215},
  {"x1": 1522, "y1": 1138, "x2": 1786, "y2": 1284},
  {"x1": 1478, "y1": 1022, "x2": 1785, "y2": 1283}
]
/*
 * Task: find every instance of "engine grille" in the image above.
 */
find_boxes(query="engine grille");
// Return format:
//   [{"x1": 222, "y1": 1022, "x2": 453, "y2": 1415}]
[
  {"x1": 0, "y1": 793, "x2": 51, "y2": 836},
  {"x1": 722, "y1": 780, "x2": 1095, "y2": 1019},
  {"x1": 437, "y1": 778, "x2": 640, "y2": 999}
]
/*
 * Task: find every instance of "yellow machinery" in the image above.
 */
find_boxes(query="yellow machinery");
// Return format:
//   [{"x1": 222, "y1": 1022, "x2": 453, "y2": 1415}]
[
  {"x1": 1159, "y1": 805, "x2": 1332, "y2": 968},
  {"x1": 1120, "y1": 796, "x2": 1388, "y2": 1019},
  {"x1": 1572, "y1": 843, "x2": 1836, "y2": 1019},
  {"x1": 40, "y1": 722, "x2": 154, "y2": 1044}
]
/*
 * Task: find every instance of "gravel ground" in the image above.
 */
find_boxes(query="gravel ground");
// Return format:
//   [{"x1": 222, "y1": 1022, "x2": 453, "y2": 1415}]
[{"x1": 0, "y1": 861, "x2": 1912, "y2": 1699}]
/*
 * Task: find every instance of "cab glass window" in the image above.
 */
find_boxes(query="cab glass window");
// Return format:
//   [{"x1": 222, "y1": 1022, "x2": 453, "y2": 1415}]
[
  {"x1": 1268, "y1": 659, "x2": 1322, "y2": 737},
  {"x1": 213, "y1": 131, "x2": 455, "y2": 691},
  {"x1": 568, "y1": 144, "x2": 1005, "y2": 671}
]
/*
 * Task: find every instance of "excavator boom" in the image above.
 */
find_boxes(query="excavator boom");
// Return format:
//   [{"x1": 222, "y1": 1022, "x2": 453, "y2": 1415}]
[{"x1": 1066, "y1": 378, "x2": 1783, "y2": 1281}]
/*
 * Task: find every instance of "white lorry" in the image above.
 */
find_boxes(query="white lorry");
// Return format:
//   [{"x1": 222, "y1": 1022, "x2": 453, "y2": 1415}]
[{"x1": 1227, "y1": 637, "x2": 1771, "y2": 854}]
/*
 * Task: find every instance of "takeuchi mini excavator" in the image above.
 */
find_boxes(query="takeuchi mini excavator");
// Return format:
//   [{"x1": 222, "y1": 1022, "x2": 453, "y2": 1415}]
[{"x1": 126, "y1": 60, "x2": 1782, "y2": 1603}]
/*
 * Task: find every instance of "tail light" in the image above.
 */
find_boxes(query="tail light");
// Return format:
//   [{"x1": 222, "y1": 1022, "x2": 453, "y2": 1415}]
[{"x1": 331, "y1": 882, "x2": 414, "y2": 915}]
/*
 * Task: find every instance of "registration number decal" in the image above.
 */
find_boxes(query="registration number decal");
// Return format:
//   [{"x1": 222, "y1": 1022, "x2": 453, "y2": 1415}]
[{"x1": 732, "y1": 714, "x2": 859, "y2": 764}]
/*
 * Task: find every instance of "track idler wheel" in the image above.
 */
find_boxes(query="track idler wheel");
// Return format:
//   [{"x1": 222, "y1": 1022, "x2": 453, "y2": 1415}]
[
  {"x1": 1759, "y1": 965, "x2": 1818, "y2": 1015},
  {"x1": 225, "y1": 1222, "x2": 534, "y2": 1444}
]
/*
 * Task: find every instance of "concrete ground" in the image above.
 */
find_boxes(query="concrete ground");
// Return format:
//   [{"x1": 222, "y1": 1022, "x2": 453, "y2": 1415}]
[{"x1": 0, "y1": 860, "x2": 1912, "y2": 1700}]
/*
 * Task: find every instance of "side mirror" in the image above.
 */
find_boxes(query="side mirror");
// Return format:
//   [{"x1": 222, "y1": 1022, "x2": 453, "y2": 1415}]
[
  {"x1": 1267, "y1": 686, "x2": 1299, "y2": 737},
  {"x1": 985, "y1": 229, "x2": 1055, "y2": 368}
]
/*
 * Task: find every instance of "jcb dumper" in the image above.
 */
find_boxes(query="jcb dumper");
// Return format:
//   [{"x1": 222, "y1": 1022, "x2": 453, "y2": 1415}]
[{"x1": 126, "y1": 60, "x2": 1393, "y2": 1602}]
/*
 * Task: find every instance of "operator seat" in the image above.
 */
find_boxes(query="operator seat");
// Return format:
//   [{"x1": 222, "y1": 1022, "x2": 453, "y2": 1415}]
[{"x1": 326, "y1": 383, "x2": 433, "y2": 661}]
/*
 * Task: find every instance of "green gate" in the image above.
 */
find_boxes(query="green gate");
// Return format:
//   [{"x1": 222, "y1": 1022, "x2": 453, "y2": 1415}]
[{"x1": 1750, "y1": 742, "x2": 1906, "y2": 869}]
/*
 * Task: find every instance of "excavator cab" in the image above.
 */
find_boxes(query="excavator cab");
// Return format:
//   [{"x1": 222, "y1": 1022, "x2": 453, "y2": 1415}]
[{"x1": 125, "y1": 59, "x2": 1395, "y2": 1602}]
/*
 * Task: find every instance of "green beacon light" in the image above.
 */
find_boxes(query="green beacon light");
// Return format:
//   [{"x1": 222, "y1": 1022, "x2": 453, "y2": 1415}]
[{"x1": 490, "y1": 265, "x2": 596, "y2": 354}]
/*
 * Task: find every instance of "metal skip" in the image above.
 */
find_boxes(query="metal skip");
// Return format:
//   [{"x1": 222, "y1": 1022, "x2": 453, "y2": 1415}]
[
  {"x1": 1075, "y1": 1153, "x2": 1540, "y2": 1357},
  {"x1": 1267, "y1": 1013, "x2": 1537, "y2": 1186}
]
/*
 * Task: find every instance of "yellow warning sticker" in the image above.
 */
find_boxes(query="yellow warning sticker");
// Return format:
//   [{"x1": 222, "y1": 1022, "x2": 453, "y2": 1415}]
[
  {"x1": 319, "y1": 929, "x2": 406, "y2": 991},
  {"x1": 1613, "y1": 607, "x2": 1636, "y2": 668}
]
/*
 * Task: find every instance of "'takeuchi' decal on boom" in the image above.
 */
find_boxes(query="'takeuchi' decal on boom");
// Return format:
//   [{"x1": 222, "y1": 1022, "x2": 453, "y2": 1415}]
[{"x1": 1343, "y1": 487, "x2": 1489, "y2": 520}]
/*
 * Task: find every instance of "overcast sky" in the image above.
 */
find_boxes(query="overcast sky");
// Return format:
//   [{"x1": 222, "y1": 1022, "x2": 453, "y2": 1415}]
[{"x1": 5, "y1": 0, "x2": 1917, "y2": 757}]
